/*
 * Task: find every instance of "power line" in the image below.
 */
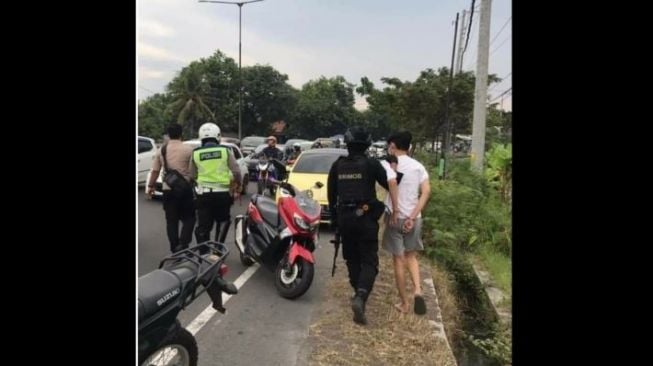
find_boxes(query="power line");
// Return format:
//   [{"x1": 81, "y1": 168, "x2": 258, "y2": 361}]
[
  {"x1": 488, "y1": 72, "x2": 512, "y2": 92},
  {"x1": 489, "y1": 87, "x2": 512, "y2": 103},
  {"x1": 463, "y1": 17, "x2": 480, "y2": 69},
  {"x1": 463, "y1": 0, "x2": 475, "y2": 53},
  {"x1": 490, "y1": 16, "x2": 511, "y2": 46},
  {"x1": 490, "y1": 35, "x2": 511, "y2": 56}
]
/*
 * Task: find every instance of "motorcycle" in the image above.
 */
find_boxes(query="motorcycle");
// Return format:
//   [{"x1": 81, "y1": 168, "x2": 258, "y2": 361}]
[
  {"x1": 256, "y1": 156, "x2": 278, "y2": 196},
  {"x1": 138, "y1": 242, "x2": 238, "y2": 366},
  {"x1": 233, "y1": 166, "x2": 321, "y2": 299}
]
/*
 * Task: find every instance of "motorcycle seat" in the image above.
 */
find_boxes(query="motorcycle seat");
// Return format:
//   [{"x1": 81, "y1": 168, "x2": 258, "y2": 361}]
[{"x1": 138, "y1": 269, "x2": 183, "y2": 322}]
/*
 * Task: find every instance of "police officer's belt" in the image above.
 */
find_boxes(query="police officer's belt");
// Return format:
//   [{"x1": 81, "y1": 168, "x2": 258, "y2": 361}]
[{"x1": 195, "y1": 186, "x2": 228, "y2": 195}]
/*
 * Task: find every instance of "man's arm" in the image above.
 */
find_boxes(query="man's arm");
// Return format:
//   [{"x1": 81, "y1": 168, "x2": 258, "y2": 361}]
[
  {"x1": 146, "y1": 149, "x2": 162, "y2": 195},
  {"x1": 409, "y1": 179, "x2": 430, "y2": 220},
  {"x1": 374, "y1": 159, "x2": 399, "y2": 225},
  {"x1": 227, "y1": 150, "x2": 242, "y2": 185},
  {"x1": 189, "y1": 154, "x2": 197, "y2": 183}
]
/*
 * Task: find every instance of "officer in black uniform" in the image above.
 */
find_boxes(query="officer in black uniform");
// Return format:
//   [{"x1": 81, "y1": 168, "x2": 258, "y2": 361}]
[{"x1": 327, "y1": 127, "x2": 399, "y2": 325}]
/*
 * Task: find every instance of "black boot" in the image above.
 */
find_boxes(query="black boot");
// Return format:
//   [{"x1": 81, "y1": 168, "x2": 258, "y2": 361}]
[{"x1": 351, "y1": 289, "x2": 368, "y2": 325}]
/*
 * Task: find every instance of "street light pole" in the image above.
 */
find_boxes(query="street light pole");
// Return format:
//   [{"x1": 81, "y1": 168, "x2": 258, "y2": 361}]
[{"x1": 199, "y1": 0, "x2": 264, "y2": 140}]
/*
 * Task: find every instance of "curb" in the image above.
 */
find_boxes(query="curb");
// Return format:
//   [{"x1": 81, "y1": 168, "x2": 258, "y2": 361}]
[
  {"x1": 472, "y1": 264, "x2": 512, "y2": 325},
  {"x1": 418, "y1": 257, "x2": 458, "y2": 366}
]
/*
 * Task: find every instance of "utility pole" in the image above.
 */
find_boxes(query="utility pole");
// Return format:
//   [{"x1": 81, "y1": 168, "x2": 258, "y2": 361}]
[
  {"x1": 455, "y1": 9, "x2": 468, "y2": 74},
  {"x1": 470, "y1": 0, "x2": 492, "y2": 172},
  {"x1": 199, "y1": 0, "x2": 264, "y2": 140},
  {"x1": 439, "y1": 12, "x2": 459, "y2": 180}
]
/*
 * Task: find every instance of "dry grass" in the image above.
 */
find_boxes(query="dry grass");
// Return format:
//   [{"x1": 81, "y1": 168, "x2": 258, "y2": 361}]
[
  {"x1": 307, "y1": 252, "x2": 457, "y2": 366},
  {"x1": 429, "y1": 262, "x2": 463, "y2": 353}
]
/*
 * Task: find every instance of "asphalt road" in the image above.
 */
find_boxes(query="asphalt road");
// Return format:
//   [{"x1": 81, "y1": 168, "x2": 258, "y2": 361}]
[{"x1": 138, "y1": 184, "x2": 336, "y2": 366}]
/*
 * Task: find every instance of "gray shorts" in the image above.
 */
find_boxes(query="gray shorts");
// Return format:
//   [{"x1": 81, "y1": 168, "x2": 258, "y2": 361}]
[{"x1": 382, "y1": 213, "x2": 424, "y2": 256}]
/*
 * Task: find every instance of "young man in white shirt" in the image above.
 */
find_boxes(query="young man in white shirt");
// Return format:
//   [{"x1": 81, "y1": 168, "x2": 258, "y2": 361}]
[{"x1": 381, "y1": 131, "x2": 431, "y2": 315}]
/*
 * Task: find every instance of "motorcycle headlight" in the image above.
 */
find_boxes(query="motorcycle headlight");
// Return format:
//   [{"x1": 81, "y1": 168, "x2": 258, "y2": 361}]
[{"x1": 293, "y1": 213, "x2": 310, "y2": 231}]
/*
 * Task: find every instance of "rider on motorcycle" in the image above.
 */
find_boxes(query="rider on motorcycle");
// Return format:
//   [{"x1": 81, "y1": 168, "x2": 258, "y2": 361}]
[
  {"x1": 289, "y1": 143, "x2": 302, "y2": 161},
  {"x1": 256, "y1": 136, "x2": 285, "y2": 161}
]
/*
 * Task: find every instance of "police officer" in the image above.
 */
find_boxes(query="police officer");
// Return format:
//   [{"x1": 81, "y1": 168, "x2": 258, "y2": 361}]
[
  {"x1": 147, "y1": 123, "x2": 195, "y2": 253},
  {"x1": 190, "y1": 123, "x2": 242, "y2": 252},
  {"x1": 327, "y1": 127, "x2": 399, "y2": 325}
]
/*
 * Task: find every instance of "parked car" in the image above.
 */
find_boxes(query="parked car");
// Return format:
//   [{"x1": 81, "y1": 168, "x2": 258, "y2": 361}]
[
  {"x1": 278, "y1": 148, "x2": 347, "y2": 223},
  {"x1": 138, "y1": 136, "x2": 157, "y2": 185},
  {"x1": 283, "y1": 139, "x2": 311, "y2": 157},
  {"x1": 240, "y1": 136, "x2": 266, "y2": 157},
  {"x1": 220, "y1": 136, "x2": 241, "y2": 147},
  {"x1": 367, "y1": 141, "x2": 388, "y2": 159},
  {"x1": 312, "y1": 137, "x2": 334, "y2": 148},
  {"x1": 145, "y1": 140, "x2": 249, "y2": 197}
]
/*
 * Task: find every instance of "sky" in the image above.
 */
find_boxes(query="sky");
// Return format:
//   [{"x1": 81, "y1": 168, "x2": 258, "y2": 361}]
[{"x1": 137, "y1": 0, "x2": 512, "y2": 111}]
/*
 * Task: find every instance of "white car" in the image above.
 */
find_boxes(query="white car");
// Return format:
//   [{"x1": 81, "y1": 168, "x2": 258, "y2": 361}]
[
  {"x1": 146, "y1": 140, "x2": 250, "y2": 197},
  {"x1": 138, "y1": 136, "x2": 157, "y2": 185}
]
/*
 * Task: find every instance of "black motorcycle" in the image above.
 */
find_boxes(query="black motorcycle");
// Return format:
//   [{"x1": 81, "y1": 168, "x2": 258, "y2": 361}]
[{"x1": 138, "y1": 242, "x2": 238, "y2": 366}]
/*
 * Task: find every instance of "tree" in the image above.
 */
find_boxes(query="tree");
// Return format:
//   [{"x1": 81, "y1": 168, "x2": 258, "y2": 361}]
[
  {"x1": 289, "y1": 76, "x2": 357, "y2": 139},
  {"x1": 357, "y1": 68, "x2": 500, "y2": 146},
  {"x1": 138, "y1": 93, "x2": 174, "y2": 139},
  {"x1": 486, "y1": 104, "x2": 512, "y2": 145},
  {"x1": 166, "y1": 62, "x2": 215, "y2": 137},
  {"x1": 197, "y1": 50, "x2": 240, "y2": 134},
  {"x1": 241, "y1": 65, "x2": 298, "y2": 136}
]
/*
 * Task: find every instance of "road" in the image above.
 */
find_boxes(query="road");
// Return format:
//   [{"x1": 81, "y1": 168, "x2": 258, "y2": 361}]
[{"x1": 138, "y1": 184, "x2": 336, "y2": 366}]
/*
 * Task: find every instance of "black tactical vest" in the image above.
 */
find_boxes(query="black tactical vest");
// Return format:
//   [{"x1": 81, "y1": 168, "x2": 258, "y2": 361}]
[{"x1": 335, "y1": 155, "x2": 373, "y2": 204}]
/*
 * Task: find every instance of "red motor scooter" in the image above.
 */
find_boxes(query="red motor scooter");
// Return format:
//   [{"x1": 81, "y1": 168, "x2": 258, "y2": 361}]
[{"x1": 233, "y1": 162, "x2": 321, "y2": 299}]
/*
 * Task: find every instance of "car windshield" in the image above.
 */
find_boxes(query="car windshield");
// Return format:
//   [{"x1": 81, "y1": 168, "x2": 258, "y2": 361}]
[{"x1": 292, "y1": 153, "x2": 343, "y2": 173}]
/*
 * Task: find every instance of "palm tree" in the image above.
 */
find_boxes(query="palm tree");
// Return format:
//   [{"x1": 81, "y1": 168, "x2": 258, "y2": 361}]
[{"x1": 166, "y1": 62, "x2": 216, "y2": 136}]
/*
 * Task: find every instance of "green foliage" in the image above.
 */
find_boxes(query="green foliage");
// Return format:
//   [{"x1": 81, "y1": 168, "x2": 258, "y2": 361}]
[
  {"x1": 138, "y1": 93, "x2": 175, "y2": 139},
  {"x1": 485, "y1": 143, "x2": 512, "y2": 204},
  {"x1": 288, "y1": 76, "x2": 357, "y2": 139}
]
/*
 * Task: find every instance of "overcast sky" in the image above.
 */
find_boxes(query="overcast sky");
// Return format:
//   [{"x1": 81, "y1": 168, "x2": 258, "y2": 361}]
[{"x1": 138, "y1": 0, "x2": 511, "y2": 111}]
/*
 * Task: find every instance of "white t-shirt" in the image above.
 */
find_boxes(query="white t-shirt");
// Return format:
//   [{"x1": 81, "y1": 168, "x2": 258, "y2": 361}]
[{"x1": 381, "y1": 155, "x2": 429, "y2": 219}]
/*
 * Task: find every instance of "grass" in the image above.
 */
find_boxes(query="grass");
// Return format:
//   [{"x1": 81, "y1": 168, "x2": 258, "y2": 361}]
[
  {"x1": 307, "y1": 252, "x2": 457, "y2": 366},
  {"x1": 476, "y1": 249, "x2": 512, "y2": 300}
]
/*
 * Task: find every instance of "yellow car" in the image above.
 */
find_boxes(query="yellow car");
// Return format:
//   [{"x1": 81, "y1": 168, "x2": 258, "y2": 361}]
[{"x1": 277, "y1": 148, "x2": 348, "y2": 223}]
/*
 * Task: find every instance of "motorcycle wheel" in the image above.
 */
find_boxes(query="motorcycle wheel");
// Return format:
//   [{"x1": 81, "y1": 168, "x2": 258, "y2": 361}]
[
  {"x1": 275, "y1": 256, "x2": 314, "y2": 299},
  {"x1": 140, "y1": 327, "x2": 197, "y2": 366},
  {"x1": 257, "y1": 179, "x2": 265, "y2": 195}
]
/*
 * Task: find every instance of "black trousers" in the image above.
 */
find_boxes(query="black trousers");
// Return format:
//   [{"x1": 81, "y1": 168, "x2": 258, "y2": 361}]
[
  {"x1": 195, "y1": 191, "x2": 232, "y2": 245},
  {"x1": 338, "y1": 209, "x2": 380, "y2": 299},
  {"x1": 162, "y1": 190, "x2": 196, "y2": 252}
]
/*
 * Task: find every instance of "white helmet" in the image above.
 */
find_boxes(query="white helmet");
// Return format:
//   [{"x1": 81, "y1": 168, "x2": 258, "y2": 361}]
[{"x1": 198, "y1": 123, "x2": 221, "y2": 141}]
